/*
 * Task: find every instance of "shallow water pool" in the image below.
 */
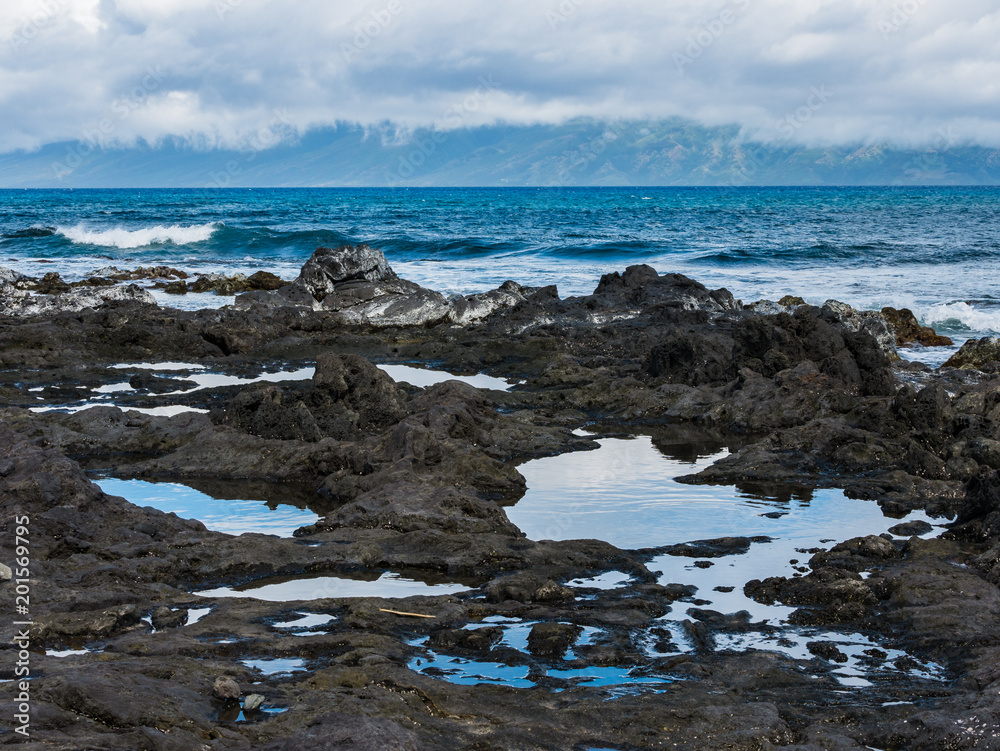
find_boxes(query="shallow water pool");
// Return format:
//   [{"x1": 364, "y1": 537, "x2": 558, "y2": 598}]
[
  {"x1": 196, "y1": 570, "x2": 475, "y2": 601},
  {"x1": 95, "y1": 477, "x2": 319, "y2": 537}
]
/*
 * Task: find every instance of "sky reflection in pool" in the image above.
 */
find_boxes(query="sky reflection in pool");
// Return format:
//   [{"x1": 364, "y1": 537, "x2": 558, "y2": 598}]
[
  {"x1": 95, "y1": 477, "x2": 319, "y2": 537},
  {"x1": 510, "y1": 434, "x2": 943, "y2": 624},
  {"x1": 197, "y1": 571, "x2": 474, "y2": 601},
  {"x1": 510, "y1": 436, "x2": 737, "y2": 548}
]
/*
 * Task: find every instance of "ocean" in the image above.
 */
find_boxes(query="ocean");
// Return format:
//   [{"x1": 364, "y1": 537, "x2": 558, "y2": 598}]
[{"x1": 2, "y1": 186, "x2": 999, "y2": 346}]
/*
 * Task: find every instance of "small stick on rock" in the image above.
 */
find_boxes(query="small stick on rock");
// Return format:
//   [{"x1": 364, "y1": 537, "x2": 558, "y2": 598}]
[{"x1": 378, "y1": 608, "x2": 436, "y2": 619}]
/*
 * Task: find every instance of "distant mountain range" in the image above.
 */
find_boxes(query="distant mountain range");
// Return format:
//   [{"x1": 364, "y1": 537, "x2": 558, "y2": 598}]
[{"x1": 3, "y1": 119, "x2": 999, "y2": 188}]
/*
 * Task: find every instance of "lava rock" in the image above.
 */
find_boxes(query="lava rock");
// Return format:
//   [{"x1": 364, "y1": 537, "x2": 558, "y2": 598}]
[
  {"x1": 944, "y1": 336, "x2": 1000, "y2": 370},
  {"x1": 0, "y1": 282, "x2": 156, "y2": 317},
  {"x1": 660, "y1": 536, "x2": 766, "y2": 558},
  {"x1": 299, "y1": 244, "x2": 395, "y2": 296},
  {"x1": 127, "y1": 372, "x2": 196, "y2": 393},
  {"x1": 428, "y1": 626, "x2": 503, "y2": 651},
  {"x1": 887, "y1": 520, "x2": 934, "y2": 536},
  {"x1": 243, "y1": 694, "x2": 265, "y2": 712},
  {"x1": 527, "y1": 622, "x2": 582, "y2": 658},
  {"x1": 30, "y1": 271, "x2": 72, "y2": 294},
  {"x1": 809, "y1": 535, "x2": 903, "y2": 572},
  {"x1": 881, "y1": 306, "x2": 953, "y2": 347},
  {"x1": 486, "y1": 574, "x2": 574, "y2": 604},
  {"x1": 260, "y1": 711, "x2": 423, "y2": 751},
  {"x1": 806, "y1": 641, "x2": 849, "y2": 663},
  {"x1": 212, "y1": 676, "x2": 241, "y2": 701},
  {"x1": 151, "y1": 606, "x2": 188, "y2": 630}
]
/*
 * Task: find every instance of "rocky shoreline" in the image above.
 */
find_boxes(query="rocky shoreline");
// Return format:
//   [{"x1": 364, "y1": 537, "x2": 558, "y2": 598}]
[{"x1": 3, "y1": 245, "x2": 1000, "y2": 749}]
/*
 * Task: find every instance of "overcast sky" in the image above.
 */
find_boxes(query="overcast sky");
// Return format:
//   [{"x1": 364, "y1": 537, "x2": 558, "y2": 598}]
[{"x1": 2, "y1": 0, "x2": 998, "y2": 155}]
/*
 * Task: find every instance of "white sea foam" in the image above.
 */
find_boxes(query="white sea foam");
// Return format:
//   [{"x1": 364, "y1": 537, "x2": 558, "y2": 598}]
[
  {"x1": 912, "y1": 301, "x2": 1000, "y2": 335},
  {"x1": 56, "y1": 223, "x2": 220, "y2": 249}
]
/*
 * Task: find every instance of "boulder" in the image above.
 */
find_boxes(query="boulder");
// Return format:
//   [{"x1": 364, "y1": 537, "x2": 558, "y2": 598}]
[
  {"x1": 217, "y1": 353, "x2": 407, "y2": 441},
  {"x1": 242, "y1": 694, "x2": 265, "y2": 712},
  {"x1": 151, "y1": 606, "x2": 188, "y2": 630},
  {"x1": 944, "y1": 336, "x2": 1000, "y2": 370},
  {"x1": 212, "y1": 676, "x2": 240, "y2": 701},
  {"x1": 527, "y1": 622, "x2": 582, "y2": 658},
  {"x1": 449, "y1": 280, "x2": 530, "y2": 325},
  {"x1": 881, "y1": 306, "x2": 953, "y2": 347},
  {"x1": 822, "y1": 300, "x2": 897, "y2": 358},
  {"x1": 236, "y1": 245, "x2": 451, "y2": 327},
  {"x1": 299, "y1": 244, "x2": 395, "y2": 296},
  {"x1": 0, "y1": 283, "x2": 156, "y2": 317}
]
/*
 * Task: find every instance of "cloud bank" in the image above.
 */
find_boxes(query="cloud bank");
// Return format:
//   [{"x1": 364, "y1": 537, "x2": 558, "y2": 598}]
[{"x1": 2, "y1": 0, "x2": 999, "y2": 154}]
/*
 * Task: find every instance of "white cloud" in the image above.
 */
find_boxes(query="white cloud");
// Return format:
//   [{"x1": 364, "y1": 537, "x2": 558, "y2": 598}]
[{"x1": 0, "y1": 0, "x2": 999, "y2": 154}]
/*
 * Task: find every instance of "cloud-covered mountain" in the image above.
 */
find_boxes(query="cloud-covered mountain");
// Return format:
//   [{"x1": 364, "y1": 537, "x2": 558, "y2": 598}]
[{"x1": 2, "y1": 119, "x2": 998, "y2": 188}]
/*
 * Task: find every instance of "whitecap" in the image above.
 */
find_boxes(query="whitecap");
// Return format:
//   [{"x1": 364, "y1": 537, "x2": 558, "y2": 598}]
[
  {"x1": 911, "y1": 301, "x2": 1000, "y2": 335},
  {"x1": 56, "y1": 223, "x2": 220, "y2": 249}
]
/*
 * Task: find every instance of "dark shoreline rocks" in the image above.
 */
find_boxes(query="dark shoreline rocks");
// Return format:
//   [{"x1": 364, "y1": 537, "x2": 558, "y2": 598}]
[{"x1": 2, "y1": 244, "x2": 998, "y2": 750}]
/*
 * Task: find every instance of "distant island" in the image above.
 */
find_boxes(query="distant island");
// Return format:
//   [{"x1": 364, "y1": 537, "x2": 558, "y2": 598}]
[{"x1": 2, "y1": 117, "x2": 999, "y2": 188}]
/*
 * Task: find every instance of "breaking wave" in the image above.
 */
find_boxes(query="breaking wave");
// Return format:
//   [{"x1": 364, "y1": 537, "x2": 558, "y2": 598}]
[{"x1": 56, "y1": 223, "x2": 221, "y2": 249}]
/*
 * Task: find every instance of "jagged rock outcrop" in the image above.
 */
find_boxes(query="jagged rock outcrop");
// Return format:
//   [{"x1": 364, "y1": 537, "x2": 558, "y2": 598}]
[
  {"x1": 235, "y1": 244, "x2": 452, "y2": 326},
  {"x1": 881, "y1": 306, "x2": 954, "y2": 347},
  {"x1": 944, "y1": 336, "x2": 1000, "y2": 370},
  {"x1": 0, "y1": 267, "x2": 156, "y2": 316}
]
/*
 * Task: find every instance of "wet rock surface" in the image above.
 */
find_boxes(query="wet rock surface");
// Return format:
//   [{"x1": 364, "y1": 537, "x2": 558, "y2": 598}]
[{"x1": 1, "y1": 246, "x2": 998, "y2": 749}]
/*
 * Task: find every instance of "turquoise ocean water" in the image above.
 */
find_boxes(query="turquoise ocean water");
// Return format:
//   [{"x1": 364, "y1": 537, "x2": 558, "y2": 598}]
[{"x1": 2, "y1": 186, "x2": 999, "y2": 341}]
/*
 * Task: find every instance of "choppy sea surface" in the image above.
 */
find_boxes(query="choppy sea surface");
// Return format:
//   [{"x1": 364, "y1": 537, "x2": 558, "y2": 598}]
[{"x1": 2, "y1": 186, "x2": 999, "y2": 340}]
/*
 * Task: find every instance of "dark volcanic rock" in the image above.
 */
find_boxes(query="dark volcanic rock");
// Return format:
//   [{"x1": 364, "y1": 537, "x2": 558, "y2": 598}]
[
  {"x1": 951, "y1": 468, "x2": 1000, "y2": 540},
  {"x1": 527, "y1": 622, "x2": 583, "y2": 657},
  {"x1": 7, "y1": 259, "x2": 1000, "y2": 749},
  {"x1": 189, "y1": 270, "x2": 289, "y2": 295},
  {"x1": 660, "y1": 536, "x2": 766, "y2": 558},
  {"x1": 300, "y1": 244, "x2": 396, "y2": 294},
  {"x1": 645, "y1": 305, "x2": 894, "y2": 398},
  {"x1": 30, "y1": 271, "x2": 72, "y2": 294},
  {"x1": 151, "y1": 605, "x2": 188, "y2": 629},
  {"x1": 450, "y1": 280, "x2": 534, "y2": 325},
  {"x1": 881, "y1": 306, "x2": 953, "y2": 347},
  {"x1": 645, "y1": 330, "x2": 734, "y2": 386},
  {"x1": 806, "y1": 640, "x2": 849, "y2": 663},
  {"x1": 218, "y1": 353, "x2": 407, "y2": 441},
  {"x1": 212, "y1": 676, "x2": 241, "y2": 701},
  {"x1": 261, "y1": 712, "x2": 423, "y2": 751},
  {"x1": 127, "y1": 371, "x2": 196, "y2": 393},
  {"x1": 745, "y1": 567, "x2": 877, "y2": 625},
  {"x1": 944, "y1": 336, "x2": 1000, "y2": 370},
  {"x1": 888, "y1": 520, "x2": 934, "y2": 536},
  {"x1": 486, "y1": 574, "x2": 574, "y2": 604},
  {"x1": 93, "y1": 265, "x2": 188, "y2": 281},
  {"x1": 809, "y1": 535, "x2": 903, "y2": 573},
  {"x1": 428, "y1": 626, "x2": 504, "y2": 651},
  {"x1": 236, "y1": 244, "x2": 451, "y2": 327},
  {"x1": 0, "y1": 282, "x2": 156, "y2": 317}
]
